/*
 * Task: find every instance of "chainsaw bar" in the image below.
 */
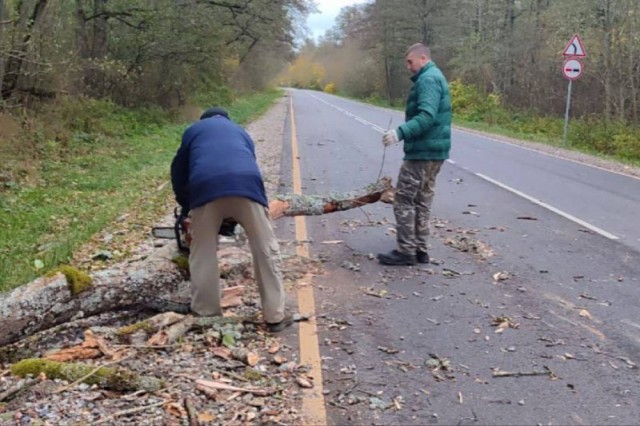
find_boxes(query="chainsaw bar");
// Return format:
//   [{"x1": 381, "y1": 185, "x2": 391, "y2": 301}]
[{"x1": 152, "y1": 227, "x2": 176, "y2": 239}]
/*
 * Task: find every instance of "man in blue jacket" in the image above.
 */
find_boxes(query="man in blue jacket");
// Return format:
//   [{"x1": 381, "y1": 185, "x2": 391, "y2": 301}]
[{"x1": 171, "y1": 107, "x2": 292, "y2": 332}]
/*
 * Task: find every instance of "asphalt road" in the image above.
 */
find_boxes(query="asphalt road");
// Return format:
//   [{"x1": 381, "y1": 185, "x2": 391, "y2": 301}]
[{"x1": 278, "y1": 89, "x2": 640, "y2": 425}]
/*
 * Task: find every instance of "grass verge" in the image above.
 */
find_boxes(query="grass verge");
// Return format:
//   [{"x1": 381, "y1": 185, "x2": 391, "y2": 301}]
[{"x1": 0, "y1": 89, "x2": 283, "y2": 292}]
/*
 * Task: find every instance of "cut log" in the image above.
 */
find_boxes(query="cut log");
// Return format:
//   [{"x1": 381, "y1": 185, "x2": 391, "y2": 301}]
[
  {"x1": 0, "y1": 245, "x2": 252, "y2": 348},
  {"x1": 268, "y1": 177, "x2": 393, "y2": 220}
]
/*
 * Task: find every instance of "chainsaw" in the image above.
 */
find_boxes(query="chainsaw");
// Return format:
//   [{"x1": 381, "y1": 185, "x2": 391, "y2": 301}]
[
  {"x1": 152, "y1": 207, "x2": 238, "y2": 253},
  {"x1": 152, "y1": 207, "x2": 191, "y2": 252}
]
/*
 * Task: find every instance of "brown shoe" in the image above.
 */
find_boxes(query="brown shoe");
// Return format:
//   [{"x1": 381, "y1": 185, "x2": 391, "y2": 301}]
[{"x1": 266, "y1": 313, "x2": 294, "y2": 333}]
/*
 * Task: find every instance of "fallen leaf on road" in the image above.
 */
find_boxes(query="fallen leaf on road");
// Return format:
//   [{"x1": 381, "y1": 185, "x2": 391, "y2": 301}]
[
  {"x1": 442, "y1": 268, "x2": 461, "y2": 278},
  {"x1": 491, "y1": 316, "x2": 519, "y2": 333},
  {"x1": 578, "y1": 309, "x2": 593, "y2": 320},
  {"x1": 363, "y1": 288, "x2": 388, "y2": 298},
  {"x1": 539, "y1": 336, "x2": 564, "y2": 347},
  {"x1": 492, "y1": 271, "x2": 511, "y2": 282},
  {"x1": 444, "y1": 236, "x2": 494, "y2": 259},
  {"x1": 393, "y1": 396, "x2": 404, "y2": 411},
  {"x1": 425, "y1": 354, "x2": 452, "y2": 372},
  {"x1": 377, "y1": 346, "x2": 400, "y2": 355},
  {"x1": 340, "y1": 260, "x2": 361, "y2": 271}
]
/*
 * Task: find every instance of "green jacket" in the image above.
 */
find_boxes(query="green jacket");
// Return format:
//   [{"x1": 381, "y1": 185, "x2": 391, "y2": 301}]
[{"x1": 397, "y1": 61, "x2": 451, "y2": 161}]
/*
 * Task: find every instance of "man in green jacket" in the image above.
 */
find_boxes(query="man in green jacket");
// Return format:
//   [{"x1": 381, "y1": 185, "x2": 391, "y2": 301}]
[{"x1": 378, "y1": 43, "x2": 452, "y2": 266}]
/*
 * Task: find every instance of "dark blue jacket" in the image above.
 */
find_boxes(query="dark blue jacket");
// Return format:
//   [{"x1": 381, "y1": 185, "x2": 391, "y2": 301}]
[{"x1": 171, "y1": 116, "x2": 268, "y2": 215}]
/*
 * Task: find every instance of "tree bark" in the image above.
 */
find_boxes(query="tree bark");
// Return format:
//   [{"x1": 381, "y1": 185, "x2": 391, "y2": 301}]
[
  {"x1": 1, "y1": 0, "x2": 49, "y2": 100},
  {"x1": 0, "y1": 244, "x2": 253, "y2": 347},
  {"x1": 0, "y1": 0, "x2": 6, "y2": 92},
  {"x1": 268, "y1": 177, "x2": 392, "y2": 220},
  {"x1": 0, "y1": 179, "x2": 392, "y2": 348},
  {"x1": 0, "y1": 244, "x2": 181, "y2": 347}
]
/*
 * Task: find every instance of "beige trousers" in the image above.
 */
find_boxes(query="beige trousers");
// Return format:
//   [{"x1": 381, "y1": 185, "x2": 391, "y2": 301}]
[{"x1": 189, "y1": 197, "x2": 285, "y2": 323}]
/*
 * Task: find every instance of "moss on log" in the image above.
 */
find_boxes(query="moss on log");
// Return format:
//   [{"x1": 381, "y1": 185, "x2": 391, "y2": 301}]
[{"x1": 11, "y1": 358, "x2": 163, "y2": 392}]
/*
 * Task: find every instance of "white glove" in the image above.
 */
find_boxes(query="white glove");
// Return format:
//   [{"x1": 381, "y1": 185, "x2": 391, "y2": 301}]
[{"x1": 382, "y1": 129, "x2": 399, "y2": 146}]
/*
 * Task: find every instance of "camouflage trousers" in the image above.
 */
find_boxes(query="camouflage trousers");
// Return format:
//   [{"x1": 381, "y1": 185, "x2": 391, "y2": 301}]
[{"x1": 393, "y1": 160, "x2": 444, "y2": 255}]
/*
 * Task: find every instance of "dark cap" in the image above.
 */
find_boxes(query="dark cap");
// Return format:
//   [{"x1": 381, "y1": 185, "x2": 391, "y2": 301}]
[{"x1": 200, "y1": 107, "x2": 229, "y2": 120}]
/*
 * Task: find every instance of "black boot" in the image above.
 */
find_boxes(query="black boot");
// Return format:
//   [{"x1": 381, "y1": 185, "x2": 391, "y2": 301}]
[
  {"x1": 416, "y1": 250, "x2": 430, "y2": 264},
  {"x1": 377, "y1": 250, "x2": 417, "y2": 266}
]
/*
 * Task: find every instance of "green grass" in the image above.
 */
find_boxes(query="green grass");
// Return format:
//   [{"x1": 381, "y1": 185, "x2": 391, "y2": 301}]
[{"x1": 0, "y1": 88, "x2": 283, "y2": 292}]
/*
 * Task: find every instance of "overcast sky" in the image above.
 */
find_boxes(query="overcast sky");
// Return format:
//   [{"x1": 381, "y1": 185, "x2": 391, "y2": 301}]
[{"x1": 306, "y1": 0, "x2": 370, "y2": 41}]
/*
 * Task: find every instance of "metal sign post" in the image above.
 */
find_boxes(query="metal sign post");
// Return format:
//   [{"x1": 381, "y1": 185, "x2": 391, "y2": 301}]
[
  {"x1": 562, "y1": 80, "x2": 573, "y2": 147},
  {"x1": 561, "y1": 35, "x2": 586, "y2": 148}
]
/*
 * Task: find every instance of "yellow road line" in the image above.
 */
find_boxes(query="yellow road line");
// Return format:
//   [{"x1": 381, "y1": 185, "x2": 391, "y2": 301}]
[{"x1": 290, "y1": 95, "x2": 327, "y2": 425}]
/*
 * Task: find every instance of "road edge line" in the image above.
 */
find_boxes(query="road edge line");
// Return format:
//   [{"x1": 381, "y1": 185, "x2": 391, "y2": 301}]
[
  {"x1": 289, "y1": 95, "x2": 327, "y2": 425},
  {"x1": 455, "y1": 127, "x2": 640, "y2": 181},
  {"x1": 475, "y1": 172, "x2": 619, "y2": 240}
]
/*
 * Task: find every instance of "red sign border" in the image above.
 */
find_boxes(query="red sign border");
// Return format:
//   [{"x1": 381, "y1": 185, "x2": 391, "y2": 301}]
[
  {"x1": 563, "y1": 34, "x2": 587, "y2": 58},
  {"x1": 562, "y1": 58, "x2": 584, "y2": 81}
]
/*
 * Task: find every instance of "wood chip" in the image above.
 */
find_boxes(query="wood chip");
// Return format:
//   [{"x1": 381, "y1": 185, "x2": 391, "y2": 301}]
[
  {"x1": 268, "y1": 342, "x2": 280, "y2": 354},
  {"x1": 296, "y1": 377, "x2": 314, "y2": 388},
  {"x1": 220, "y1": 286, "x2": 245, "y2": 308},
  {"x1": 196, "y1": 379, "x2": 274, "y2": 396},
  {"x1": 211, "y1": 347, "x2": 231, "y2": 360}
]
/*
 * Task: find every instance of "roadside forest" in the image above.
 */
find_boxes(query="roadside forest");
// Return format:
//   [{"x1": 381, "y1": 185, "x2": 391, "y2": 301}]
[
  {"x1": 0, "y1": 0, "x2": 314, "y2": 289},
  {"x1": 281, "y1": 0, "x2": 640, "y2": 161}
]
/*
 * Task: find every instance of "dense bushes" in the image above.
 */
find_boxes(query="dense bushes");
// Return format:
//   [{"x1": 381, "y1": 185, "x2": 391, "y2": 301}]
[{"x1": 451, "y1": 80, "x2": 640, "y2": 163}]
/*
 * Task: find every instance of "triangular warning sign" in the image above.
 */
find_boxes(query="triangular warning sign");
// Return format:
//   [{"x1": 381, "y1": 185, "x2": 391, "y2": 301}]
[{"x1": 563, "y1": 34, "x2": 586, "y2": 57}]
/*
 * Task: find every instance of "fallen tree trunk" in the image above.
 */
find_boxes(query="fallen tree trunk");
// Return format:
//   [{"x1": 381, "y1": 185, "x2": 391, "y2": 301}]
[
  {"x1": 1, "y1": 179, "x2": 393, "y2": 348},
  {"x1": 268, "y1": 177, "x2": 393, "y2": 220},
  {"x1": 0, "y1": 245, "x2": 252, "y2": 347}
]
